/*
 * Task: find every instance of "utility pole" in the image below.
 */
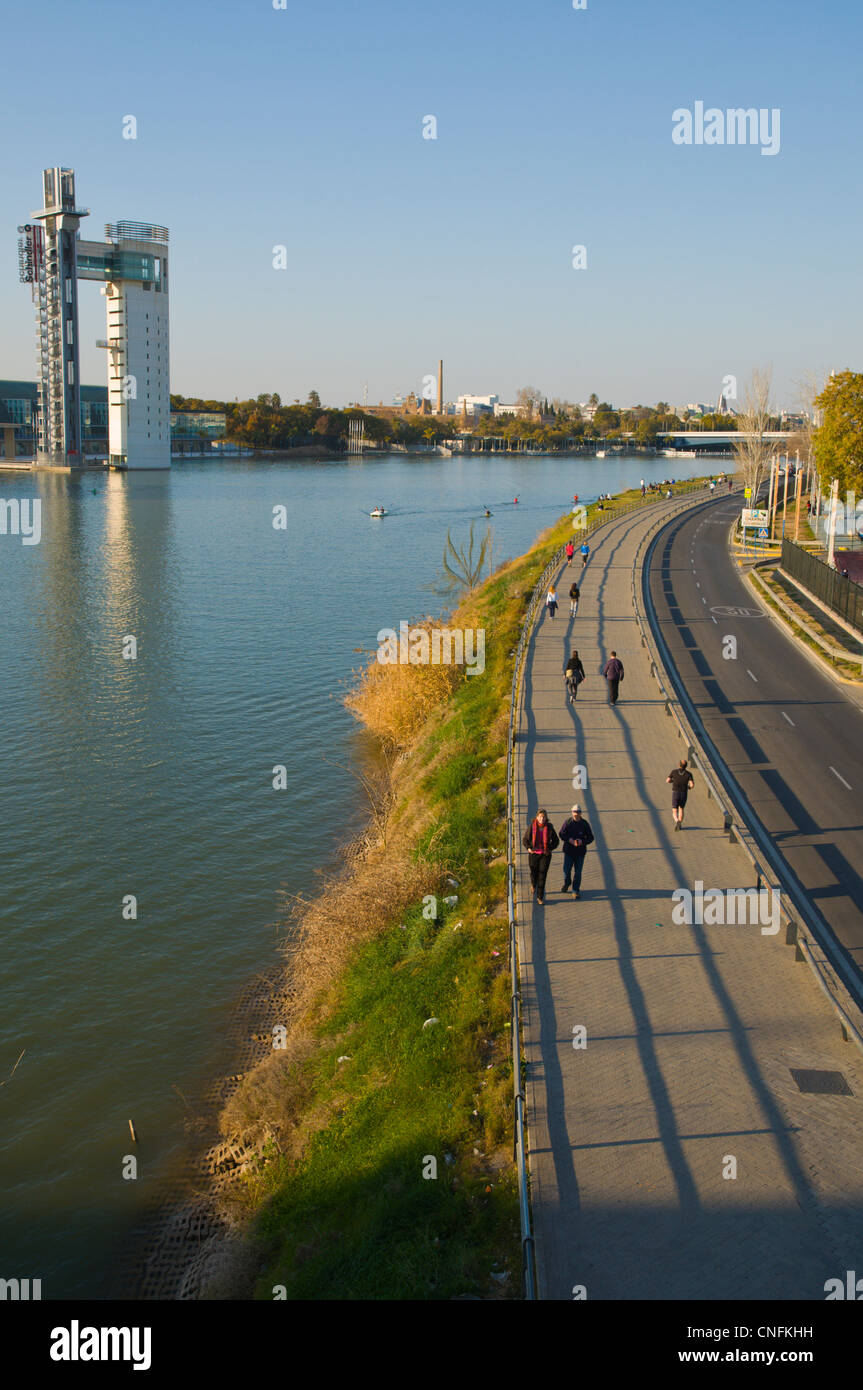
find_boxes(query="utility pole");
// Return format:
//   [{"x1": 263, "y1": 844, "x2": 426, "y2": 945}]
[
  {"x1": 793, "y1": 449, "x2": 803, "y2": 542},
  {"x1": 768, "y1": 454, "x2": 778, "y2": 544},
  {"x1": 827, "y1": 477, "x2": 839, "y2": 568},
  {"x1": 781, "y1": 453, "x2": 790, "y2": 540}
]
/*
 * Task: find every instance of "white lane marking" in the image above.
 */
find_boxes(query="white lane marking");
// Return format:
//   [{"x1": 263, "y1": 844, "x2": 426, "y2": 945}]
[
  {"x1": 747, "y1": 669, "x2": 758, "y2": 681},
  {"x1": 696, "y1": 581, "x2": 701, "y2": 588},
  {"x1": 702, "y1": 597, "x2": 707, "y2": 604},
  {"x1": 830, "y1": 766, "x2": 852, "y2": 790},
  {"x1": 711, "y1": 616, "x2": 718, "y2": 623},
  {"x1": 782, "y1": 711, "x2": 794, "y2": 726}
]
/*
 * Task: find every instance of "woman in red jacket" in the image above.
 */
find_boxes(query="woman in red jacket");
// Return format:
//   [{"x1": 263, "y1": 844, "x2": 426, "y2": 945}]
[{"x1": 522, "y1": 809, "x2": 560, "y2": 906}]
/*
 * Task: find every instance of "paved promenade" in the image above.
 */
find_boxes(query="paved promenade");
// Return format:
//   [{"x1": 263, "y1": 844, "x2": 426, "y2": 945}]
[{"x1": 515, "y1": 496, "x2": 863, "y2": 1300}]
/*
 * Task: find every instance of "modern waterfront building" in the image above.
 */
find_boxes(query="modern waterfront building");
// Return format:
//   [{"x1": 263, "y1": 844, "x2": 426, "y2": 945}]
[
  {"x1": 457, "y1": 393, "x2": 499, "y2": 418},
  {"x1": 0, "y1": 383, "x2": 226, "y2": 461},
  {"x1": 17, "y1": 167, "x2": 171, "y2": 469},
  {"x1": 169, "y1": 410, "x2": 228, "y2": 455},
  {"x1": 0, "y1": 380, "x2": 107, "y2": 459}
]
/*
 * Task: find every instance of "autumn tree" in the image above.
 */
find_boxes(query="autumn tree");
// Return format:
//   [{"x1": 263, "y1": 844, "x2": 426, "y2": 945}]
[
  {"x1": 813, "y1": 370, "x2": 863, "y2": 495},
  {"x1": 515, "y1": 385, "x2": 544, "y2": 418},
  {"x1": 732, "y1": 368, "x2": 776, "y2": 501}
]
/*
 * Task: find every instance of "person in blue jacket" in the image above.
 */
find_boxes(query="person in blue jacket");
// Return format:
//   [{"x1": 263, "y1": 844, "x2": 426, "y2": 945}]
[{"x1": 558, "y1": 805, "x2": 595, "y2": 899}]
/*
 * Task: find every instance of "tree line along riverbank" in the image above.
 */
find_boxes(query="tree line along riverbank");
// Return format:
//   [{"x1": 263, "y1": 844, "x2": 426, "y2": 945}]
[
  {"x1": 171, "y1": 391, "x2": 744, "y2": 454},
  {"x1": 191, "y1": 483, "x2": 663, "y2": 1299}
]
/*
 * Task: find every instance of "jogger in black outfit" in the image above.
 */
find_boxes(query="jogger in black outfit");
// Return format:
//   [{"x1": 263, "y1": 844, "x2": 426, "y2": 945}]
[{"x1": 667, "y1": 759, "x2": 694, "y2": 830}]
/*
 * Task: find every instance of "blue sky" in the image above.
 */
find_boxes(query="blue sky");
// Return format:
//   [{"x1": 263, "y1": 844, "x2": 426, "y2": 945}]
[{"x1": 1, "y1": 0, "x2": 860, "y2": 410}]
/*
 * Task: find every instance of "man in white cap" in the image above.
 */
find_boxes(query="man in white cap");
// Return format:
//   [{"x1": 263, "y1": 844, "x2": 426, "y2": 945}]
[{"x1": 558, "y1": 804, "x2": 595, "y2": 899}]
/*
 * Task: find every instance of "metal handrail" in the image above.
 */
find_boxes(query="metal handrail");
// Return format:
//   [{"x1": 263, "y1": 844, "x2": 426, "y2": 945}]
[
  {"x1": 632, "y1": 495, "x2": 863, "y2": 1054},
  {"x1": 504, "y1": 478, "x2": 712, "y2": 1300}
]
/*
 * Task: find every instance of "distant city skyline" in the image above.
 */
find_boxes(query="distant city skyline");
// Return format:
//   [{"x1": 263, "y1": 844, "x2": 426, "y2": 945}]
[{"x1": 2, "y1": 0, "x2": 860, "y2": 412}]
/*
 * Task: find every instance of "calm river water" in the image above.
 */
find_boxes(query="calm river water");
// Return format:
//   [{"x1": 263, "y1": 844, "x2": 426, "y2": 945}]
[{"x1": 0, "y1": 450, "x2": 708, "y2": 1296}]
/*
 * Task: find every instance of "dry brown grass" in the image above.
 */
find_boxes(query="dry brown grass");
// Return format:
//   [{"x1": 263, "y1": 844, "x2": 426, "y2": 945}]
[
  {"x1": 344, "y1": 618, "x2": 464, "y2": 747},
  {"x1": 284, "y1": 846, "x2": 443, "y2": 1015},
  {"x1": 220, "y1": 842, "x2": 444, "y2": 1148},
  {"x1": 218, "y1": 1033, "x2": 318, "y2": 1144}
]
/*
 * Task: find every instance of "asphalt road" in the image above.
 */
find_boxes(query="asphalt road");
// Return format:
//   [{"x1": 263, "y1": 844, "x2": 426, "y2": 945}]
[{"x1": 647, "y1": 492, "x2": 863, "y2": 971}]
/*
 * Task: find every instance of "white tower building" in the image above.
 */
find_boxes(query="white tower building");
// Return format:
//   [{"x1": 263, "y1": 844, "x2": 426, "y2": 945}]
[
  {"x1": 82, "y1": 221, "x2": 171, "y2": 469},
  {"x1": 105, "y1": 223, "x2": 169, "y2": 469}
]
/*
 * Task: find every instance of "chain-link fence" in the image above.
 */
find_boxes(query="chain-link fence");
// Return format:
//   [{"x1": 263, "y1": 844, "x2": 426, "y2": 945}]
[{"x1": 781, "y1": 539, "x2": 863, "y2": 635}]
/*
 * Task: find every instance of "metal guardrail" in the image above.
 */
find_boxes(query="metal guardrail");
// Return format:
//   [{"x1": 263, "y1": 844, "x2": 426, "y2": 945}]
[
  {"x1": 632, "y1": 497, "x2": 863, "y2": 1056},
  {"x1": 505, "y1": 479, "x2": 712, "y2": 1300}
]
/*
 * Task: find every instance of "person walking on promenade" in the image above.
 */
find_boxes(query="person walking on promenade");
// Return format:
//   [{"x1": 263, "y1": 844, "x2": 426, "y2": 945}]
[
  {"x1": 565, "y1": 539, "x2": 575, "y2": 565},
  {"x1": 546, "y1": 584, "x2": 558, "y2": 619},
  {"x1": 569, "y1": 580, "x2": 580, "y2": 616},
  {"x1": 641, "y1": 479, "x2": 646, "y2": 497},
  {"x1": 522, "y1": 809, "x2": 559, "y2": 906},
  {"x1": 558, "y1": 805, "x2": 595, "y2": 898},
  {"x1": 565, "y1": 649, "x2": 585, "y2": 702},
  {"x1": 580, "y1": 541, "x2": 590, "y2": 568},
  {"x1": 666, "y1": 758, "x2": 694, "y2": 831},
  {"x1": 602, "y1": 650, "x2": 624, "y2": 704}
]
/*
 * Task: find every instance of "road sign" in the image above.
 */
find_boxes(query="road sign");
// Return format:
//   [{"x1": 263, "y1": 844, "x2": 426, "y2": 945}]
[
  {"x1": 757, "y1": 527, "x2": 769, "y2": 539},
  {"x1": 742, "y1": 508, "x2": 769, "y2": 527},
  {"x1": 744, "y1": 487, "x2": 752, "y2": 498}
]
